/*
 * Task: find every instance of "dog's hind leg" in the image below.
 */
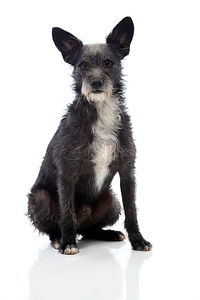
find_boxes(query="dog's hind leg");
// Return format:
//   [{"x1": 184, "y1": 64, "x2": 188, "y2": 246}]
[
  {"x1": 77, "y1": 190, "x2": 125, "y2": 241},
  {"x1": 27, "y1": 188, "x2": 61, "y2": 248}
]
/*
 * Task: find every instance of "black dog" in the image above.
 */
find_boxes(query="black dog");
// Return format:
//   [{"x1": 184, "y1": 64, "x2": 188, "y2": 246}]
[{"x1": 27, "y1": 17, "x2": 152, "y2": 255}]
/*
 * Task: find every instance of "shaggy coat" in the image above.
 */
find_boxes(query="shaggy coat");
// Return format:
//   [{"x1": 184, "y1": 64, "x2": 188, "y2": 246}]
[{"x1": 27, "y1": 17, "x2": 152, "y2": 254}]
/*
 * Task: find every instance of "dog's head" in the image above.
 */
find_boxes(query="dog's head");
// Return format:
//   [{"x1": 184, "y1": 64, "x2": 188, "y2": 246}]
[{"x1": 52, "y1": 17, "x2": 134, "y2": 102}]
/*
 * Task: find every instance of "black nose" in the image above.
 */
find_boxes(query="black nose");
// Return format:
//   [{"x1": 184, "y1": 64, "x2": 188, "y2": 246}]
[{"x1": 91, "y1": 80, "x2": 103, "y2": 89}]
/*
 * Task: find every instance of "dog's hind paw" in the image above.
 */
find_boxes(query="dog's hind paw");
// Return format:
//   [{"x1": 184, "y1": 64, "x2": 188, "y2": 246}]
[
  {"x1": 82, "y1": 229, "x2": 126, "y2": 241},
  {"x1": 51, "y1": 239, "x2": 61, "y2": 250}
]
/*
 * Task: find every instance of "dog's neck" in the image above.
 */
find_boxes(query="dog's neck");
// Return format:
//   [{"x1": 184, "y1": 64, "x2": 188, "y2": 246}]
[
  {"x1": 72, "y1": 92, "x2": 123, "y2": 133},
  {"x1": 92, "y1": 95, "x2": 122, "y2": 140}
]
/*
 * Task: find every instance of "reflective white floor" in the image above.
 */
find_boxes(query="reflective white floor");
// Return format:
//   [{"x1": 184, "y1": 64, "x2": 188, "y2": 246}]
[{"x1": 1, "y1": 202, "x2": 200, "y2": 300}]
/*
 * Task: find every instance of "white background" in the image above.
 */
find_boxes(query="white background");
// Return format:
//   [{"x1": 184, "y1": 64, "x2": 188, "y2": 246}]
[{"x1": 0, "y1": 0, "x2": 200, "y2": 299}]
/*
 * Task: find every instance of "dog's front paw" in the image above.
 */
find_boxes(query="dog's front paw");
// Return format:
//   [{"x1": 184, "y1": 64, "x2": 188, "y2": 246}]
[
  {"x1": 59, "y1": 243, "x2": 79, "y2": 255},
  {"x1": 131, "y1": 233, "x2": 152, "y2": 251}
]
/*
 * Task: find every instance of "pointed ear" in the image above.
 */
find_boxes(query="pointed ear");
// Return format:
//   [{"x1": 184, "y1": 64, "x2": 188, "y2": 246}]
[
  {"x1": 106, "y1": 17, "x2": 134, "y2": 59},
  {"x1": 52, "y1": 27, "x2": 83, "y2": 64}
]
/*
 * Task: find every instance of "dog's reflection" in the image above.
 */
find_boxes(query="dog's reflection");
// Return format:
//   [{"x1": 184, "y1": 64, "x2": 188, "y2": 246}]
[{"x1": 28, "y1": 240, "x2": 151, "y2": 300}]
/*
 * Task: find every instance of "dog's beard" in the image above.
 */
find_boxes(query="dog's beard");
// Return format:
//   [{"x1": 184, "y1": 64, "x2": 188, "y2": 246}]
[
  {"x1": 81, "y1": 81, "x2": 113, "y2": 102},
  {"x1": 87, "y1": 91, "x2": 112, "y2": 102}
]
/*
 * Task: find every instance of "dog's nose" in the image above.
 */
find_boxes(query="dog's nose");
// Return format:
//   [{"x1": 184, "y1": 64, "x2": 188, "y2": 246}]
[{"x1": 91, "y1": 80, "x2": 103, "y2": 89}]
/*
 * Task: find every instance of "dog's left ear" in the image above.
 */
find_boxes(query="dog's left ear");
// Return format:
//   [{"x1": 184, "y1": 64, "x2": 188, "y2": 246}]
[
  {"x1": 52, "y1": 27, "x2": 83, "y2": 64},
  {"x1": 106, "y1": 17, "x2": 134, "y2": 59}
]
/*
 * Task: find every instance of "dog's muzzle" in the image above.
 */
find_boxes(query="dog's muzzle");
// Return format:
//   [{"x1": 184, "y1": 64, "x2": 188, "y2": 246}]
[{"x1": 82, "y1": 77, "x2": 113, "y2": 102}]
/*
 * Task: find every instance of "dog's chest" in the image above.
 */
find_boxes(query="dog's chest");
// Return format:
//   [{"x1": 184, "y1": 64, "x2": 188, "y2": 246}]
[
  {"x1": 90, "y1": 98, "x2": 121, "y2": 192},
  {"x1": 91, "y1": 140, "x2": 115, "y2": 192}
]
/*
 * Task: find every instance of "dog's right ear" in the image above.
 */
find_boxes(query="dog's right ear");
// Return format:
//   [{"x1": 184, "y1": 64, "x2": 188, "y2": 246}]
[{"x1": 52, "y1": 27, "x2": 83, "y2": 65}]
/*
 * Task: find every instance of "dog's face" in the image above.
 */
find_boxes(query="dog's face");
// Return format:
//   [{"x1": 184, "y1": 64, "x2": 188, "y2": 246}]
[
  {"x1": 52, "y1": 17, "x2": 134, "y2": 102},
  {"x1": 73, "y1": 44, "x2": 122, "y2": 102}
]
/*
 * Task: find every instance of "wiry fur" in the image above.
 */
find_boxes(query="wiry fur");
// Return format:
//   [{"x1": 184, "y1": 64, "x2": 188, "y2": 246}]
[
  {"x1": 27, "y1": 17, "x2": 152, "y2": 254},
  {"x1": 91, "y1": 95, "x2": 121, "y2": 192}
]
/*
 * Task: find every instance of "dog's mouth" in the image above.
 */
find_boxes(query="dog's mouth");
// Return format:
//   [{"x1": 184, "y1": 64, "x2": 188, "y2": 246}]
[{"x1": 91, "y1": 90, "x2": 104, "y2": 94}]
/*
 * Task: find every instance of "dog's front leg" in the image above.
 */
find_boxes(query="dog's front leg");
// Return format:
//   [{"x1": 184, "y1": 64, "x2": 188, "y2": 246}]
[
  {"x1": 119, "y1": 169, "x2": 152, "y2": 251},
  {"x1": 57, "y1": 174, "x2": 79, "y2": 255}
]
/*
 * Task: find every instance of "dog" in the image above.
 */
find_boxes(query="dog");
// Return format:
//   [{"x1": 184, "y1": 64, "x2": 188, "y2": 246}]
[{"x1": 27, "y1": 17, "x2": 152, "y2": 255}]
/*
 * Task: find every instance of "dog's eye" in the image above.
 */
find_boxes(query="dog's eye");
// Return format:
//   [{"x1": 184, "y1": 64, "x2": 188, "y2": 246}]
[
  {"x1": 79, "y1": 61, "x2": 89, "y2": 70},
  {"x1": 103, "y1": 59, "x2": 114, "y2": 68}
]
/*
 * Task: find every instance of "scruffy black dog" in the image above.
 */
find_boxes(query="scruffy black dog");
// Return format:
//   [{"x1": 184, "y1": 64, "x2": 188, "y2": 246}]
[{"x1": 27, "y1": 17, "x2": 152, "y2": 255}]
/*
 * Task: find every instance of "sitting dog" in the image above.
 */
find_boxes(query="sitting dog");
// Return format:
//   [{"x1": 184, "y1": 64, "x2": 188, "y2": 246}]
[{"x1": 27, "y1": 17, "x2": 152, "y2": 255}]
